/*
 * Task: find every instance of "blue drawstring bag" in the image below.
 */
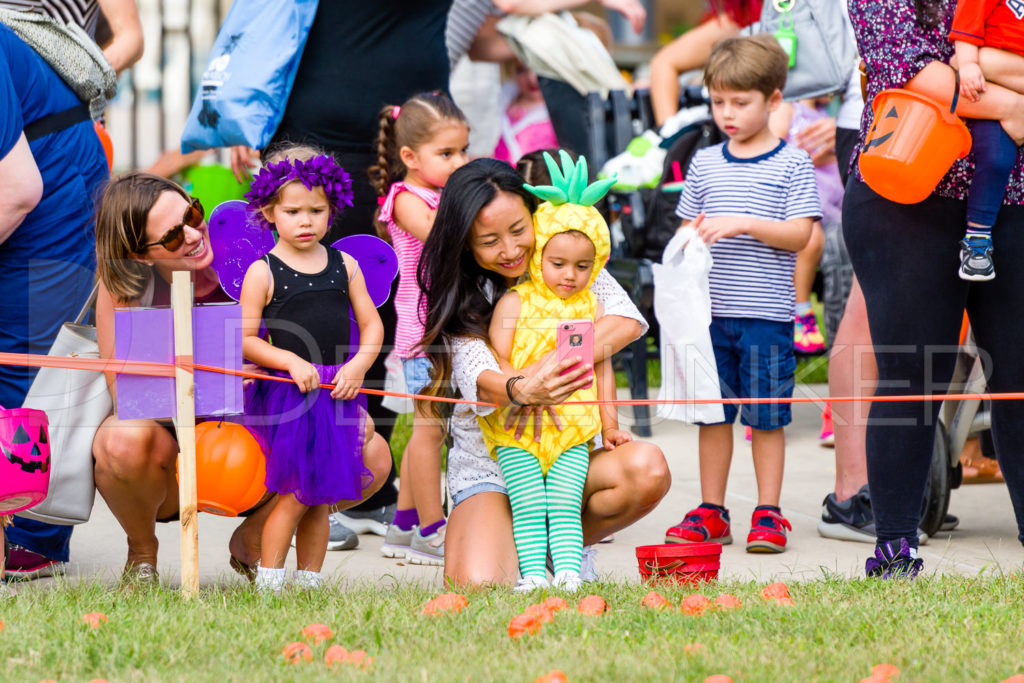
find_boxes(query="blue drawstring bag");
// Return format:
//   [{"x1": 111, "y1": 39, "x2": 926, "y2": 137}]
[{"x1": 181, "y1": 0, "x2": 318, "y2": 153}]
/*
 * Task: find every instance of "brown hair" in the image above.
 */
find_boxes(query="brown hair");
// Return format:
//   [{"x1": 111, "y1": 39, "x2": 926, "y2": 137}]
[
  {"x1": 516, "y1": 148, "x2": 578, "y2": 186},
  {"x1": 95, "y1": 172, "x2": 191, "y2": 303},
  {"x1": 256, "y1": 143, "x2": 324, "y2": 221},
  {"x1": 367, "y1": 91, "x2": 468, "y2": 239},
  {"x1": 703, "y1": 34, "x2": 788, "y2": 99}
]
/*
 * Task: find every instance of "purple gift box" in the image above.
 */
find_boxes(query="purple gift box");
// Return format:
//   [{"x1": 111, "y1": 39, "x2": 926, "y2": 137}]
[{"x1": 114, "y1": 304, "x2": 244, "y2": 421}]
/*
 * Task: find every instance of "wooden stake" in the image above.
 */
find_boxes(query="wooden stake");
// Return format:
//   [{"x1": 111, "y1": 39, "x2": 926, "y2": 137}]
[{"x1": 171, "y1": 271, "x2": 199, "y2": 598}]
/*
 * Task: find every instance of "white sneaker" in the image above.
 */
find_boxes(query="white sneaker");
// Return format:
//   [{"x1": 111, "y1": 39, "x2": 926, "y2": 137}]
[
  {"x1": 579, "y1": 545, "x2": 598, "y2": 582},
  {"x1": 552, "y1": 570, "x2": 582, "y2": 592},
  {"x1": 407, "y1": 525, "x2": 445, "y2": 566},
  {"x1": 380, "y1": 524, "x2": 415, "y2": 558},
  {"x1": 254, "y1": 567, "x2": 287, "y2": 596},
  {"x1": 292, "y1": 570, "x2": 325, "y2": 591},
  {"x1": 513, "y1": 574, "x2": 550, "y2": 593}
]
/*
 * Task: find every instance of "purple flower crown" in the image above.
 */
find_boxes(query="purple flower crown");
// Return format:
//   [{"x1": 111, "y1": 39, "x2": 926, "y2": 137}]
[{"x1": 245, "y1": 154, "x2": 354, "y2": 227}]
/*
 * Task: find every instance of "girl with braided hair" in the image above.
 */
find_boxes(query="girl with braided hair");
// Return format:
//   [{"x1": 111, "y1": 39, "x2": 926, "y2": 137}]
[{"x1": 367, "y1": 92, "x2": 469, "y2": 565}]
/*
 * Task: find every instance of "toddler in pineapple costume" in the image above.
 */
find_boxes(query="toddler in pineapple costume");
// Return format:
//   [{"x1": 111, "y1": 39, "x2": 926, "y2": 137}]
[{"x1": 479, "y1": 152, "x2": 632, "y2": 592}]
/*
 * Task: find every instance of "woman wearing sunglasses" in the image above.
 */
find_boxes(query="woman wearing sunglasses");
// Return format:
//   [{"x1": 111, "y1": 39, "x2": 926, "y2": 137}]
[{"x1": 91, "y1": 172, "x2": 242, "y2": 585}]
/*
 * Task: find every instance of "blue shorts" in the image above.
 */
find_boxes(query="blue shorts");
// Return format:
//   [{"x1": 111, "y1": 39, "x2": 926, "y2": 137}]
[
  {"x1": 451, "y1": 482, "x2": 508, "y2": 508},
  {"x1": 402, "y1": 356, "x2": 433, "y2": 396},
  {"x1": 701, "y1": 317, "x2": 796, "y2": 430}
]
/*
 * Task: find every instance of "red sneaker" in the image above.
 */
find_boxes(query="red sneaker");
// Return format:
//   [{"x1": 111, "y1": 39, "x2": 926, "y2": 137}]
[
  {"x1": 746, "y1": 508, "x2": 792, "y2": 553},
  {"x1": 665, "y1": 505, "x2": 732, "y2": 545},
  {"x1": 4, "y1": 544, "x2": 65, "y2": 580}
]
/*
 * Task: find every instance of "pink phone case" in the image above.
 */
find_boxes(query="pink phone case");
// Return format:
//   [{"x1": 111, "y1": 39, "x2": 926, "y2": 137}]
[{"x1": 556, "y1": 320, "x2": 595, "y2": 391}]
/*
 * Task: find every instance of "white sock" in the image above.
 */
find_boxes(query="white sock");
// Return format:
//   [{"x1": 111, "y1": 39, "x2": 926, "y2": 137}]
[
  {"x1": 254, "y1": 566, "x2": 287, "y2": 594},
  {"x1": 293, "y1": 569, "x2": 324, "y2": 591}
]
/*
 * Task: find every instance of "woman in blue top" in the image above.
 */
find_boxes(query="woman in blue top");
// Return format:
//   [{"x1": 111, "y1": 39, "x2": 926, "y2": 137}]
[{"x1": 0, "y1": 24, "x2": 109, "y2": 577}]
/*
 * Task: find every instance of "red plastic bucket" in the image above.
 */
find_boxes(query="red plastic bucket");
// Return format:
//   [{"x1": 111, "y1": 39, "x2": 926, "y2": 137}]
[{"x1": 635, "y1": 543, "x2": 722, "y2": 585}]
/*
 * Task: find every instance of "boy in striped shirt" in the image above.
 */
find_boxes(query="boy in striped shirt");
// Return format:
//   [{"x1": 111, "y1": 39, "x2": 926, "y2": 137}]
[{"x1": 664, "y1": 34, "x2": 821, "y2": 554}]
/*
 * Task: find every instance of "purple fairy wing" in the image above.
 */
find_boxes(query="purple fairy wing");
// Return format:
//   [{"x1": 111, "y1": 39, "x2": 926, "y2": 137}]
[
  {"x1": 331, "y1": 235, "x2": 398, "y2": 360},
  {"x1": 330, "y1": 235, "x2": 399, "y2": 308},
  {"x1": 208, "y1": 200, "x2": 276, "y2": 301}
]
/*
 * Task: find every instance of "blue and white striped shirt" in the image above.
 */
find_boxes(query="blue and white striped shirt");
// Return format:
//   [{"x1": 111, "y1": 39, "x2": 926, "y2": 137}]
[{"x1": 675, "y1": 140, "x2": 822, "y2": 323}]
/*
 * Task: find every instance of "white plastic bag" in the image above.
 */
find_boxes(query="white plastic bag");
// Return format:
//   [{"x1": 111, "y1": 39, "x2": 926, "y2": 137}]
[
  {"x1": 381, "y1": 351, "x2": 414, "y2": 415},
  {"x1": 653, "y1": 228, "x2": 724, "y2": 424}
]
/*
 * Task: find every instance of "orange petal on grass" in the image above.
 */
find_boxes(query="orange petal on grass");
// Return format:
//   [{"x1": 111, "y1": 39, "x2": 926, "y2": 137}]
[
  {"x1": 858, "y1": 677, "x2": 888, "y2": 683},
  {"x1": 80, "y1": 612, "x2": 108, "y2": 629},
  {"x1": 680, "y1": 594, "x2": 712, "y2": 616},
  {"x1": 684, "y1": 642, "x2": 706, "y2": 655},
  {"x1": 87, "y1": 680, "x2": 111, "y2": 683},
  {"x1": 422, "y1": 592, "x2": 469, "y2": 616},
  {"x1": 577, "y1": 595, "x2": 608, "y2": 616},
  {"x1": 641, "y1": 591, "x2": 671, "y2": 610},
  {"x1": 508, "y1": 613, "x2": 542, "y2": 639},
  {"x1": 301, "y1": 623, "x2": 333, "y2": 644},
  {"x1": 347, "y1": 650, "x2": 374, "y2": 670},
  {"x1": 872, "y1": 664, "x2": 900, "y2": 679},
  {"x1": 704, "y1": 676, "x2": 733, "y2": 683},
  {"x1": 542, "y1": 597, "x2": 569, "y2": 613},
  {"x1": 525, "y1": 603, "x2": 556, "y2": 623},
  {"x1": 773, "y1": 596, "x2": 796, "y2": 607},
  {"x1": 534, "y1": 670, "x2": 569, "y2": 683},
  {"x1": 760, "y1": 582, "x2": 791, "y2": 600},
  {"x1": 324, "y1": 645, "x2": 349, "y2": 666},
  {"x1": 714, "y1": 594, "x2": 742, "y2": 610},
  {"x1": 281, "y1": 641, "x2": 313, "y2": 665},
  {"x1": 1000, "y1": 676, "x2": 1024, "y2": 683},
  {"x1": 0, "y1": 620, "x2": 4, "y2": 632}
]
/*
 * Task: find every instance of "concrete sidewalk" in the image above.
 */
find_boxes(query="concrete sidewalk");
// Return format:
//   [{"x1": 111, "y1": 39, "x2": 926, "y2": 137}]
[{"x1": 48, "y1": 385, "x2": 1023, "y2": 589}]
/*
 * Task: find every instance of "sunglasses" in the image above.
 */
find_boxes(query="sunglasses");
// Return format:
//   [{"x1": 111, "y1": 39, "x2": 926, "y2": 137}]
[{"x1": 136, "y1": 197, "x2": 204, "y2": 253}]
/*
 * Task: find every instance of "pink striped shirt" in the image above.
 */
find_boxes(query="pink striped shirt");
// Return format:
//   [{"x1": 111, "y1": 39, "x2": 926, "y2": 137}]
[{"x1": 378, "y1": 182, "x2": 440, "y2": 358}]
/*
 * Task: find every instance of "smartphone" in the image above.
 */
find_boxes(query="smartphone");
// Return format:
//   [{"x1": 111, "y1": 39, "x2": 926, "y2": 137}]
[{"x1": 556, "y1": 319, "x2": 595, "y2": 391}]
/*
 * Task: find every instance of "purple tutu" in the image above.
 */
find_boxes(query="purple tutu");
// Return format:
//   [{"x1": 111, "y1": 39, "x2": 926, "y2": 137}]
[{"x1": 244, "y1": 363, "x2": 372, "y2": 506}]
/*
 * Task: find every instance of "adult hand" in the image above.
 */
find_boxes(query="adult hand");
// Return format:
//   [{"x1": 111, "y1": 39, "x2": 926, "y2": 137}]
[
  {"x1": 958, "y1": 61, "x2": 986, "y2": 103},
  {"x1": 504, "y1": 405, "x2": 563, "y2": 441},
  {"x1": 600, "y1": 0, "x2": 646, "y2": 33},
  {"x1": 230, "y1": 145, "x2": 259, "y2": 183},
  {"x1": 513, "y1": 354, "x2": 592, "y2": 406},
  {"x1": 696, "y1": 215, "x2": 746, "y2": 245},
  {"x1": 793, "y1": 117, "x2": 837, "y2": 167}
]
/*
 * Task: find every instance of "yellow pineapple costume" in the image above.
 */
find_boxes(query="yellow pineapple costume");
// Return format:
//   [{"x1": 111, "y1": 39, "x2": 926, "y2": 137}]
[{"x1": 479, "y1": 152, "x2": 615, "y2": 474}]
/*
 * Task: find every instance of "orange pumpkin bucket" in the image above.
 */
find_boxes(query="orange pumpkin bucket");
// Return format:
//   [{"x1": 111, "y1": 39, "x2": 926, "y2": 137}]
[
  {"x1": 859, "y1": 88, "x2": 972, "y2": 204},
  {"x1": 635, "y1": 543, "x2": 722, "y2": 585},
  {"x1": 178, "y1": 421, "x2": 267, "y2": 516}
]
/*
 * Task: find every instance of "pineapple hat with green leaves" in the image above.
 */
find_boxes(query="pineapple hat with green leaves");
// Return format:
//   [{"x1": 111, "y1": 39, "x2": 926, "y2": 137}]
[{"x1": 523, "y1": 151, "x2": 616, "y2": 299}]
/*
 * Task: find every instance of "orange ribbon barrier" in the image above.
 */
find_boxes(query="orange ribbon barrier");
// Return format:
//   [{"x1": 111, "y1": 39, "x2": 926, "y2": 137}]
[{"x1": 2, "y1": 350, "x2": 1021, "y2": 409}]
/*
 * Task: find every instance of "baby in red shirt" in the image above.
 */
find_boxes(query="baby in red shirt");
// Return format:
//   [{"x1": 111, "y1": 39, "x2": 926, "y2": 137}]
[{"x1": 947, "y1": 0, "x2": 1023, "y2": 281}]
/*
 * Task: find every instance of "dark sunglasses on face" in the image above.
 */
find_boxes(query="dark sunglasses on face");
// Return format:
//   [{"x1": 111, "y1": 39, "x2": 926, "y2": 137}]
[{"x1": 135, "y1": 197, "x2": 204, "y2": 253}]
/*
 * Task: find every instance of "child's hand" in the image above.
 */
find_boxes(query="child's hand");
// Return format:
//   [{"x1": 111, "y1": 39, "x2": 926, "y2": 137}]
[
  {"x1": 697, "y1": 216, "x2": 747, "y2": 244},
  {"x1": 959, "y1": 61, "x2": 986, "y2": 102},
  {"x1": 286, "y1": 357, "x2": 320, "y2": 393},
  {"x1": 330, "y1": 363, "x2": 366, "y2": 401},
  {"x1": 602, "y1": 428, "x2": 633, "y2": 450}
]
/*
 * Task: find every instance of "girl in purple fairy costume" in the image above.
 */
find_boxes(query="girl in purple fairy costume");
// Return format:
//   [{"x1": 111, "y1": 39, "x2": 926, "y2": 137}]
[{"x1": 240, "y1": 145, "x2": 384, "y2": 594}]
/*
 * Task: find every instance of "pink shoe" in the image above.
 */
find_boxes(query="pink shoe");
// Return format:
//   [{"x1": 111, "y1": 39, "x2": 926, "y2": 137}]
[
  {"x1": 820, "y1": 403, "x2": 834, "y2": 447},
  {"x1": 794, "y1": 311, "x2": 826, "y2": 355}
]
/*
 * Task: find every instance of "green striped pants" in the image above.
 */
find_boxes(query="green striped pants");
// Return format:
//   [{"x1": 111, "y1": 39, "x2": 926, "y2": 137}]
[{"x1": 496, "y1": 443, "x2": 589, "y2": 580}]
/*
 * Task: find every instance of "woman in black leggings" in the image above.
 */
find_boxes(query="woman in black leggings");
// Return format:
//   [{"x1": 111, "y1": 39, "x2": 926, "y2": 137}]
[{"x1": 846, "y1": 0, "x2": 1024, "y2": 577}]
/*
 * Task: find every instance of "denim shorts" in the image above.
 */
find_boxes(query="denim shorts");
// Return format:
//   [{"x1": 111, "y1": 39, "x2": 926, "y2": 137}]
[
  {"x1": 701, "y1": 316, "x2": 796, "y2": 430},
  {"x1": 402, "y1": 356, "x2": 433, "y2": 396},
  {"x1": 451, "y1": 482, "x2": 508, "y2": 509}
]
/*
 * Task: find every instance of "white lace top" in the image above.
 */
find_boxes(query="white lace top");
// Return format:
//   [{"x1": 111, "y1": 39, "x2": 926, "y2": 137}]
[{"x1": 446, "y1": 269, "x2": 648, "y2": 499}]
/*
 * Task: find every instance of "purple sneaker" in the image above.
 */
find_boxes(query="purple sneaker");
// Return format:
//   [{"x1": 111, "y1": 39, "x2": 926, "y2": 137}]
[{"x1": 865, "y1": 538, "x2": 923, "y2": 579}]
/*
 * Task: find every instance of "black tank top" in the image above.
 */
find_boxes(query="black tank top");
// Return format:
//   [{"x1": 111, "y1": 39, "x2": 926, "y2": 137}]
[{"x1": 262, "y1": 249, "x2": 351, "y2": 366}]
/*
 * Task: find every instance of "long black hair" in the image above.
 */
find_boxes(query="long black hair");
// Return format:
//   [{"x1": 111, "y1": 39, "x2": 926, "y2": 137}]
[{"x1": 417, "y1": 159, "x2": 538, "y2": 417}]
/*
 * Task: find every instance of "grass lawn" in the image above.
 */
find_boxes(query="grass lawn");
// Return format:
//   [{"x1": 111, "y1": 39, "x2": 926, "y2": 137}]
[{"x1": 3, "y1": 576, "x2": 1024, "y2": 682}]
